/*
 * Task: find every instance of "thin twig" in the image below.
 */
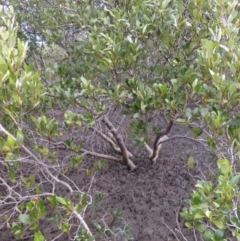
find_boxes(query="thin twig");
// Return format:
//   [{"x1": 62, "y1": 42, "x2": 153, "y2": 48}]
[{"x1": 162, "y1": 219, "x2": 181, "y2": 241}]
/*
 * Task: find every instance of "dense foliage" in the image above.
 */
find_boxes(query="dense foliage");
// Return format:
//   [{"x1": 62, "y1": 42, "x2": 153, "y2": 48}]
[{"x1": 0, "y1": 0, "x2": 240, "y2": 240}]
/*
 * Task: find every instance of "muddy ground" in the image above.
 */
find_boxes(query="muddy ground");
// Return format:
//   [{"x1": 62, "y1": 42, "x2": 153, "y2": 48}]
[
  {"x1": 83, "y1": 122, "x2": 216, "y2": 241},
  {"x1": 0, "y1": 112, "x2": 217, "y2": 241}
]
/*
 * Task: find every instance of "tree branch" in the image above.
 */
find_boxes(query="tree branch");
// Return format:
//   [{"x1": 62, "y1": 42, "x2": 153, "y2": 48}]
[
  {"x1": 157, "y1": 135, "x2": 208, "y2": 148},
  {"x1": 103, "y1": 116, "x2": 136, "y2": 171},
  {"x1": 54, "y1": 141, "x2": 124, "y2": 163},
  {"x1": 89, "y1": 127, "x2": 134, "y2": 158},
  {"x1": 0, "y1": 124, "x2": 95, "y2": 239},
  {"x1": 81, "y1": 149, "x2": 123, "y2": 163},
  {"x1": 148, "y1": 120, "x2": 174, "y2": 164},
  {"x1": 0, "y1": 124, "x2": 74, "y2": 193}
]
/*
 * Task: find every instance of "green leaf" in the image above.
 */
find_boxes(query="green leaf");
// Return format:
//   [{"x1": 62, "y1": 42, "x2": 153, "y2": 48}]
[
  {"x1": 0, "y1": 138, "x2": 4, "y2": 149},
  {"x1": 187, "y1": 156, "x2": 195, "y2": 169},
  {"x1": 12, "y1": 222, "x2": 24, "y2": 239},
  {"x1": 162, "y1": 0, "x2": 171, "y2": 8},
  {"x1": 229, "y1": 175, "x2": 240, "y2": 186},
  {"x1": 19, "y1": 214, "x2": 30, "y2": 224},
  {"x1": 59, "y1": 222, "x2": 71, "y2": 233},
  {"x1": 200, "y1": 107, "x2": 209, "y2": 118},
  {"x1": 207, "y1": 137, "x2": 216, "y2": 148},
  {"x1": 76, "y1": 204, "x2": 84, "y2": 212},
  {"x1": 202, "y1": 228, "x2": 215, "y2": 240},
  {"x1": 217, "y1": 159, "x2": 231, "y2": 175},
  {"x1": 9, "y1": 168, "x2": 16, "y2": 183},
  {"x1": 142, "y1": 24, "x2": 149, "y2": 34},
  {"x1": 55, "y1": 196, "x2": 67, "y2": 206},
  {"x1": 34, "y1": 231, "x2": 45, "y2": 241},
  {"x1": 231, "y1": 216, "x2": 240, "y2": 228},
  {"x1": 185, "y1": 108, "x2": 192, "y2": 119},
  {"x1": 126, "y1": 35, "x2": 133, "y2": 44},
  {"x1": 47, "y1": 196, "x2": 57, "y2": 207},
  {"x1": 212, "y1": 219, "x2": 225, "y2": 229},
  {"x1": 214, "y1": 229, "x2": 224, "y2": 239},
  {"x1": 185, "y1": 222, "x2": 193, "y2": 229},
  {"x1": 219, "y1": 44, "x2": 229, "y2": 52},
  {"x1": 7, "y1": 135, "x2": 16, "y2": 149},
  {"x1": 36, "y1": 199, "x2": 47, "y2": 217},
  {"x1": 228, "y1": 83, "x2": 238, "y2": 95},
  {"x1": 204, "y1": 210, "x2": 212, "y2": 219},
  {"x1": 176, "y1": 118, "x2": 186, "y2": 123},
  {"x1": 93, "y1": 222, "x2": 102, "y2": 231},
  {"x1": 194, "y1": 212, "x2": 205, "y2": 219},
  {"x1": 189, "y1": 126, "x2": 203, "y2": 137},
  {"x1": 0, "y1": 58, "x2": 8, "y2": 73},
  {"x1": 36, "y1": 186, "x2": 41, "y2": 194},
  {"x1": 16, "y1": 130, "x2": 24, "y2": 145},
  {"x1": 21, "y1": 176, "x2": 28, "y2": 186},
  {"x1": 71, "y1": 155, "x2": 83, "y2": 167}
]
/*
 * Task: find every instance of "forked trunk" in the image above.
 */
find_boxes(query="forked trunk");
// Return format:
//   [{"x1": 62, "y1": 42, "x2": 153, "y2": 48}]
[{"x1": 103, "y1": 116, "x2": 137, "y2": 171}]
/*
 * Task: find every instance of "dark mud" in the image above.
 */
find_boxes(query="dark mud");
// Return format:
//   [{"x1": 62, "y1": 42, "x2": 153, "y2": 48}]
[
  {"x1": 0, "y1": 113, "x2": 216, "y2": 241},
  {"x1": 83, "y1": 123, "x2": 215, "y2": 241}
]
